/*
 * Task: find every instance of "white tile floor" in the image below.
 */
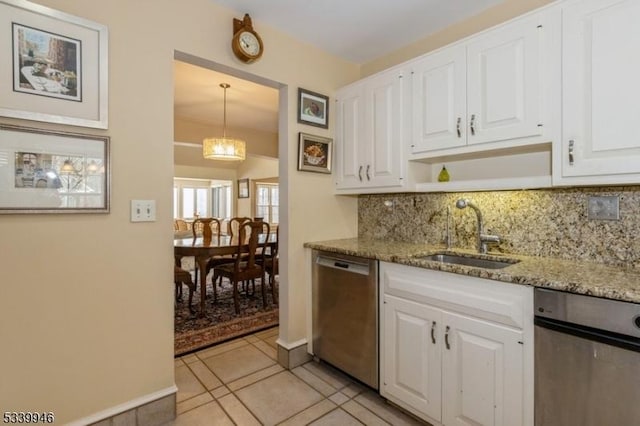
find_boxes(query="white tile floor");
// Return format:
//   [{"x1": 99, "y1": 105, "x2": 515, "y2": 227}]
[{"x1": 170, "y1": 327, "x2": 429, "y2": 425}]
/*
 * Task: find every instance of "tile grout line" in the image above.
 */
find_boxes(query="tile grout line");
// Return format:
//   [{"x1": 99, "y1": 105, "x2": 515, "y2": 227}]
[
  {"x1": 346, "y1": 397, "x2": 394, "y2": 425},
  {"x1": 184, "y1": 328, "x2": 281, "y2": 424},
  {"x1": 274, "y1": 398, "x2": 335, "y2": 426},
  {"x1": 175, "y1": 361, "x2": 225, "y2": 416},
  {"x1": 249, "y1": 339, "x2": 278, "y2": 360},
  {"x1": 214, "y1": 391, "x2": 260, "y2": 426},
  {"x1": 175, "y1": 326, "x2": 417, "y2": 426},
  {"x1": 211, "y1": 340, "x2": 326, "y2": 425},
  {"x1": 184, "y1": 354, "x2": 226, "y2": 392},
  {"x1": 177, "y1": 329, "x2": 270, "y2": 417},
  {"x1": 178, "y1": 327, "x2": 316, "y2": 424},
  {"x1": 300, "y1": 361, "x2": 355, "y2": 393}
]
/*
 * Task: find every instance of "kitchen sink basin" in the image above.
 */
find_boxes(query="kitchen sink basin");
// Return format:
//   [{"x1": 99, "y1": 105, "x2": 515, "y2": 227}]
[{"x1": 416, "y1": 253, "x2": 519, "y2": 269}]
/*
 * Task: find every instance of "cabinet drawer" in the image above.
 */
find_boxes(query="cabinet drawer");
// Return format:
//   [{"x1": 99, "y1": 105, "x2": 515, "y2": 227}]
[{"x1": 381, "y1": 261, "x2": 532, "y2": 329}]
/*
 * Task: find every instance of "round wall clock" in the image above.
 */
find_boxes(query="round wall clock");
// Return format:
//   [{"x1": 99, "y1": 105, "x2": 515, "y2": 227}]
[{"x1": 232, "y1": 14, "x2": 263, "y2": 64}]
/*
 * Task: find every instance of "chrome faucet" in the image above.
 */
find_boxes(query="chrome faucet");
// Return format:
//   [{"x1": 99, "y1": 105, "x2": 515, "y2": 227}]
[
  {"x1": 455, "y1": 199, "x2": 500, "y2": 254},
  {"x1": 445, "y1": 206, "x2": 452, "y2": 249}
]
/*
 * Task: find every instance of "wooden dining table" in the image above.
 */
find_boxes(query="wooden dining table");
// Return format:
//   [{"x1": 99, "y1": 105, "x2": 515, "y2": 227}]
[{"x1": 174, "y1": 233, "x2": 277, "y2": 317}]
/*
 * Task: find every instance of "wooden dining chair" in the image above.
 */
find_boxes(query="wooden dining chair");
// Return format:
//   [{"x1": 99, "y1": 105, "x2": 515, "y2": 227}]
[
  {"x1": 211, "y1": 220, "x2": 270, "y2": 314},
  {"x1": 190, "y1": 218, "x2": 222, "y2": 286},
  {"x1": 175, "y1": 219, "x2": 188, "y2": 231},
  {"x1": 260, "y1": 225, "x2": 278, "y2": 305},
  {"x1": 192, "y1": 217, "x2": 221, "y2": 240},
  {"x1": 227, "y1": 216, "x2": 252, "y2": 238},
  {"x1": 213, "y1": 216, "x2": 253, "y2": 290},
  {"x1": 174, "y1": 264, "x2": 195, "y2": 313}
]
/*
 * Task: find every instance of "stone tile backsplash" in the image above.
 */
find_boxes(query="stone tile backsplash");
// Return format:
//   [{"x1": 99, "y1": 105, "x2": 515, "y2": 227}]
[{"x1": 358, "y1": 186, "x2": 640, "y2": 269}]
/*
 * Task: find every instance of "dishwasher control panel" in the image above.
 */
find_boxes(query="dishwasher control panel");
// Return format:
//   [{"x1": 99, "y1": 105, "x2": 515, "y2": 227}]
[{"x1": 534, "y1": 288, "x2": 640, "y2": 338}]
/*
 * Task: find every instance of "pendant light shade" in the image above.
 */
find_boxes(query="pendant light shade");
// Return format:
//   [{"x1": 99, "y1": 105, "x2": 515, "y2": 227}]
[
  {"x1": 60, "y1": 159, "x2": 76, "y2": 174},
  {"x1": 203, "y1": 83, "x2": 246, "y2": 161}
]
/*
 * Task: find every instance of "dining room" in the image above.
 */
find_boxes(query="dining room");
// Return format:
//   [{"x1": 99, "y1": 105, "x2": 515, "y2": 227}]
[{"x1": 172, "y1": 59, "x2": 281, "y2": 356}]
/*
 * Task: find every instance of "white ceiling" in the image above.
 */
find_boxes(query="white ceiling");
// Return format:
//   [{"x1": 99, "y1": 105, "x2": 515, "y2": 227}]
[
  {"x1": 175, "y1": 0, "x2": 505, "y2": 136},
  {"x1": 174, "y1": 61, "x2": 279, "y2": 134},
  {"x1": 210, "y1": 0, "x2": 504, "y2": 64}
]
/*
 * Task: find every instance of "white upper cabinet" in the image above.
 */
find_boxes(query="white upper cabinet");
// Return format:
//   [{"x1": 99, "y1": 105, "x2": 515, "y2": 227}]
[
  {"x1": 466, "y1": 16, "x2": 543, "y2": 146},
  {"x1": 557, "y1": 0, "x2": 640, "y2": 184},
  {"x1": 411, "y1": 10, "x2": 557, "y2": 157},
  {"x1": 335, "y1": 67, "x2": 407, "y2": 192},
  {"x1": 334, "y1": 83, "x2": 364, "y2": 190},
  {"x1": 411, "y1": 46, "x2": 467, "y2": 152}
]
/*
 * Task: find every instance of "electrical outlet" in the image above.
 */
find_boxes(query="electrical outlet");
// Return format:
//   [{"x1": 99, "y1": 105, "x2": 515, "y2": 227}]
[
  {"x1": 587, "y1": 195, "x2": 620, "y2": 220},
  {"x1": 131, "y1": 200, "x2": 156, "y2": 222}
]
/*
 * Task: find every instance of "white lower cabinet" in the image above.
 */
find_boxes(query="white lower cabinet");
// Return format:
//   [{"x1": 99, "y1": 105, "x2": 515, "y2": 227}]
[
  {"x1": 441, "y1": 311, "x2": 524, "y2": 426},
  {"x1": 383, "y1": 295, "x2": 443, "y2": 421},
  {"x1": 380, "y1": 262, "x2": 533, "y2": 426}
]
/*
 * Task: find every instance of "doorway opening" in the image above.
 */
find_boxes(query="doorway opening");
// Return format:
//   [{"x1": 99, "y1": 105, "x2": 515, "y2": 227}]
[{"x1": 172, "y1": 51, "x2": 286, "y2": 356}]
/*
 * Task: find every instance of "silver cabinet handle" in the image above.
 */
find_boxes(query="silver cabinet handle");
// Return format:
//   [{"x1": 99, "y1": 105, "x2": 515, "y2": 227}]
[
  {"x1": 569, "y1": 140, "x2": 574, "y2": 166},
  {"x1": 366, "y1": 165, "x2": 371, "y2": 181},
  {"x1": 470, "y1": 114, "x2": 476, "y2": 136},
  {"x1": 358, "y1": 165, "x2": 363, "y2": 182},
  {"x1": 456, "y1": 117, "x2": 462, "y2": 138},
  {"x1": 445, "y1": 325, "x2": 451, "y2": 350},
  {"x1": 431, "y1": 321, "x2": 436, "y2": 344}
]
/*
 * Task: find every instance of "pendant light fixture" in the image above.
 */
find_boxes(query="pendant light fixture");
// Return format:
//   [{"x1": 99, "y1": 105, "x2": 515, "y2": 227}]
[{"x1": 203, "y1": 83, "x2": 246, "y2": 161}]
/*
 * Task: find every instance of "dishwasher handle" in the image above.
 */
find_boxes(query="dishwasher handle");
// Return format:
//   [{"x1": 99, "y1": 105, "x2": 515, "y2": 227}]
[
  {"x1": 535, "y1": 316, "x2": 640, "y2": 353},
  {"x1": 316, "y1": 255, "x2": 371, "y2": 276}
]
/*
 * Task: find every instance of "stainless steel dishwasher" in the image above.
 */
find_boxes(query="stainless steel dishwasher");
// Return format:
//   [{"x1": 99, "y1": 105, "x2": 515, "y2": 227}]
[
  {"x1": 535, "y1": 288, "x2": 640, "y2": 426},
  {"x1": 312, "y1": 250, "x2": 378, "y2": 389}
]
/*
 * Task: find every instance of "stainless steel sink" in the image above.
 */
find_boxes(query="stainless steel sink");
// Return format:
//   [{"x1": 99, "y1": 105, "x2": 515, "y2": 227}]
[{"x1": 416, "y1": 253, "x2": 519, "y2": 269}]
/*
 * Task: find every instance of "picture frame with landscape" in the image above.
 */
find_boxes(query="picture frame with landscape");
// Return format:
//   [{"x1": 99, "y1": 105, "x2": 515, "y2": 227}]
[
  {"x1": 0, "y1": 0, "x2": 109, "y2": 129},
  {"x1": 0, "y1": 124, "x2": 110, "y2": 214}
]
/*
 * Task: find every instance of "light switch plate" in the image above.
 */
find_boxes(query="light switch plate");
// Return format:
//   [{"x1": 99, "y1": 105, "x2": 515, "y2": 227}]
[
  {"x1": 131, "y1": 200, "x2": 156, "y2": 222},
  {"x1": 587, "y1": 195, "x2": 619, "y2": 220}
]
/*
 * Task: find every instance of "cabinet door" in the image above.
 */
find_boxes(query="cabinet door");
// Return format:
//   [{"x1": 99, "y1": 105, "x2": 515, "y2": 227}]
[
  {"x1": 335, "y1": 83, "x2": 365, "y2": 189},
  {"x1": 362, "y1": 70, "x2": 405, "y2": 188},
  {"x1": 441, "y1": 311, "x2": 524, "y2": 426},
  {"x1": 382, "y1": 294, "x2": 442, "y2": 422},
  {"x1": 411, "y1": 46, "x2": 467, "y2": 152},
  {"x1": 561, "y1": 0, "x2": 640, "y2": 178},
  {"x1": 466, "y1": 14, "x2": 543, "y2": 145}
]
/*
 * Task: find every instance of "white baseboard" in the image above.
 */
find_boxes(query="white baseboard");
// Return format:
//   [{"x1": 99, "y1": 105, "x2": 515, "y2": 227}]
[
  {"x1": 276, "y1": 337, "x2": 307, "y2": 350},
  {"x1": 67, "y1": 385, "x2": 178, "y2": 426}
]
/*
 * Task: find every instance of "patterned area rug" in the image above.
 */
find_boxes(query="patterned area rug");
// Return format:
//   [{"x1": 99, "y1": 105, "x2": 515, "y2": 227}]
[{"x1": 174, "y1": 274, "x2": 279, "y2": 356}]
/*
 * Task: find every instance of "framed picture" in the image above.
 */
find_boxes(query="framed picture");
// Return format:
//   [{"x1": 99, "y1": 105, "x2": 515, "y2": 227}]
[
  {"x1": 297, "y1": 88, "x2": 328, "y2": 129},
  {"x1": 0, "y1": 123, "x2": 110, "y2": 214},
  {"x1": 238, "y1": 178, "x2": 249, "y2": 198},
  {"x1": 298, "y1": 132, "x2": 332, "y2": 174},
  {"x1": 0, "y1": 0, "x2": 109, "y2": 129}
]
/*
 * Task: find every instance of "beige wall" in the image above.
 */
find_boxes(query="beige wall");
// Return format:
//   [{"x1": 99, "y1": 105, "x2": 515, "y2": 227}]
[
  {"x1": 174, "y1": 164, "x2": 237, "y2": 182},
  {"x1": 237, "y1": 155, "x2": 279, "y2": 218},
  {"x1": 361, "y1": 0, "x2": 557, "y2": 77},
  {"x1": 0, "y1": 0, "x2": 358, "y2": 423}
]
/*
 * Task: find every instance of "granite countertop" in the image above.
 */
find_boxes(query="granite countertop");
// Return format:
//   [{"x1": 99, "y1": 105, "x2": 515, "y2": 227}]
[{"x1": 304, "y1": 238, "x2": 640, "y2": 304}]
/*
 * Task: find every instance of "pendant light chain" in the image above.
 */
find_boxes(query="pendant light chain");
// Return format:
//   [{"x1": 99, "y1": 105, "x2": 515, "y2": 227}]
[{"x1": 221, "y1": 83, "x2": 229, "y2": 139}]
